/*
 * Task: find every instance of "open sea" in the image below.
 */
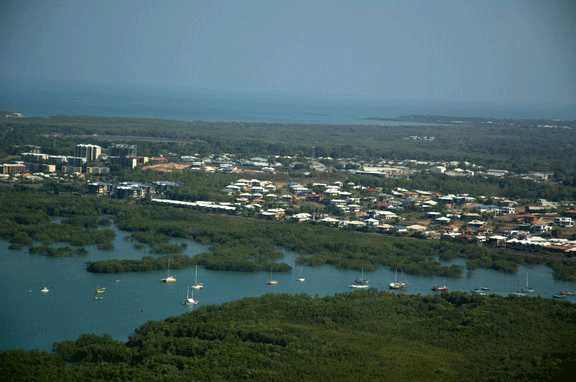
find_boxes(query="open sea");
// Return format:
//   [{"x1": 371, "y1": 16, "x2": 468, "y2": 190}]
[{"x1": 2, "y1": 78, "x2": 576, "y2": 123}]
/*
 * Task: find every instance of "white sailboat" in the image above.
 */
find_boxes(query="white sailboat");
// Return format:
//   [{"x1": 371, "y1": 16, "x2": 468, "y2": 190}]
[
  {"x1": 41, "y1": 281, "x2": 49, "y2": 293},
  {"x1": 161, "y1": 259, "x2": 176, "y2": 283},
  {"x1": 266, "y1": 266, "x2": 279, "y2": 285},
  {"x1": 297, "y1": 266, "x2": 305, "y2": 282},
  {"x1": 511, "y1": 274, "x2": 527, "y2": 296},
  {"x1": 183, "y1": 286, "x2": 198, "y2": 305},
  {"x1": 520, "y1": 272, "x2": 535, "y2": 293},
  {"x1": 389, "y1": 269, "x2": 407, "y2": 289},
  {"x1": 350, "y1": 268, "x2": 369, "y2": 288},
  {"x1": 192, "y1": 265, "x2": 204, "y2": 289}
]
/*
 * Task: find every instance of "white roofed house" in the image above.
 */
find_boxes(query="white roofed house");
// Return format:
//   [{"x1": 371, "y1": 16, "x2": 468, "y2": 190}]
[
  {"x1": 290, "y1": 213, "x2": 312, "y2": 222},
  {"x1": 324, "y1": 187, "x2": 341, "y2": 197},
  {"x1": 370, "y1": 210, "x2": 399, "y2": 221},
  {"x1": 531, "y1": 223, "x2": 552, "y2": 234},
  {"x1": 260, "y1": 211, "x2": 278, "y2": 219},
  {"x1": 422, "y1": 200, "x2": 438, "y2": 210},
  {"x1": 347, "y1": 204, "x2": 362, "y2": 214},
  {"x1": 238, "y1": 192, "x2": 252, "y2": 199},
  {"x1": 338, "y1": 220, "x2": 366, "y2": 229},
  {"x1": 291, "y1": 185, "x2": 311, "y2": 196},
  {"x1": 430, "y1": 166, "x2": 446, "y2": 174},
  {"x1": 485, "y1": 169, "x2": 509, "y2": 177},
  {"x1": 407, "y1": 224, "x2": 427, "y2": 232},
  {"x1": 467, "y1": 220, "x2": 485, "y2": 228},
  {"x1": 499, "y1": 206, "x2": 516, "y2": 215},
  {"x1": 224, "y1": 184, "x2": 241, "y2": 193},
  {"x1": 319, "y1": 217, "x2": 340, "y2": 226},
  {"x1": 264, "y1": 193, "x2": 277, "y2": 200},
  {"x1": 264, "y1": 183, "x2": 277, "y2": 192},
  {"x1": 487, "y1": 235, "x2": 508, "y2": 246},
  {"x1": 553, "y1": 217, "x2": 574, "y2": 227},
  {"x1": 477, "y1": 205, "x2": 501, "y2": 215},
  {"x1": 376, "y1": 223, "x2": 393, "y2": 232},
  {"x1": 261, "y1": 208, "x2": 285, "y2": 219},
  {"x1": 364, "y1": 218, "x2": 380, "y2": 226}
]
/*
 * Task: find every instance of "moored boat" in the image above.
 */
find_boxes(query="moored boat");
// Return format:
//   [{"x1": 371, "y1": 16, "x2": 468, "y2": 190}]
[
  {"x1": 161, "y1": 260, "x2": 176, "y2": 283},
  {"x1": 389, "y1": 269, "x2": 407, "y2": 289},
  {"x1": 183, "y1": 286, "x2": 198, "y2": 305},
  {"x1": 350, "y1": 268, "x2": 369, "y2": 288},
  {"x1": 520, "y1": 272, "x2": 535, "y2": 294},
  {"x1": 192, "y1": 265, "x2": 203, "y2": 289},
  {"x1": 297, "y1": 266, "x2": 305, "y2": 282},
  {"x1": 432, "y1": 285, "x2": 448, "y2": 292},
  {"x1": 266, "y1": 266, "x2": 279, "y2": 285}
]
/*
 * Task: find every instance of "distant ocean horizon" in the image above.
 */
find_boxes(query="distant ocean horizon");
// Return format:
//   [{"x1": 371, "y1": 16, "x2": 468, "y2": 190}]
[{"x1": 2, "y1": 78, "x2": 575, "y2": 124}]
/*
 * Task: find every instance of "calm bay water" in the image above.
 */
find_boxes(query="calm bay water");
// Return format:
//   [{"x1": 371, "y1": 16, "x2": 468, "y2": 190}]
[{"x1": 1, "y1": 227, "x2": 576, "y2": 352}]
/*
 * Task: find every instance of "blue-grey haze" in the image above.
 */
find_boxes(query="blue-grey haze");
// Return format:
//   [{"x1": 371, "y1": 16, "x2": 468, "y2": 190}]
[
  {"x1": 1, "y1": 1, "x2": 575, "y2": 109},
  {"x1": 2, "y1": 78, "x2": 575, "y2": 122}
]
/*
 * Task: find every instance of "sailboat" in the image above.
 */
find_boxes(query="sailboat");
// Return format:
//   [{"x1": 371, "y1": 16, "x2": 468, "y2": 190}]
[
  {"x1": 350, "y1": 268, "x2": 369, "y2": 288},
  {"x1": 183, "y1": 286, "x2": 198, "y2": 305},
  {"x1": 297, "y1": 266, "x2": 305, "y2": 282},
  {"x1": 41, "y1": 281, "x2": 49, "y2": 293},
  {"x1": 510, "y1": 274, "x2": 527, "y2": 296},
  {"x1": 161, "y1": 259, "x2": 176, "y2": 283},
  {"x1": 389, "y1": 268, "x2": 407, "y2": 289},
  {"x1": 192, "y1": 265, "x2": 203, "y2": 289},
  {"x1": 520, "y1": 272, "x2": 535, "y2": 293},
  {"x1": 266, "y1": 266, "x2": 279, "y2": 285}
]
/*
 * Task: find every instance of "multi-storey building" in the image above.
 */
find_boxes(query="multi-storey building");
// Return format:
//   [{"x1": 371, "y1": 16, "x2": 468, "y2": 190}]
[
  {"x1": 110, "y1": 144, "x2": 136, "y2": 157},
  {"x1": 75, "y1": 144, "x2": 102, "y2": 161},
  {"x1": 0, "y1": 163, "x2": 27, "y2": 175}
]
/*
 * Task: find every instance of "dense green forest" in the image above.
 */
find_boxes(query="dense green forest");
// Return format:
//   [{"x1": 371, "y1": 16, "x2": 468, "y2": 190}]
[{"x1": 2, "y1": 291, "x2": 576, "y2": 381}]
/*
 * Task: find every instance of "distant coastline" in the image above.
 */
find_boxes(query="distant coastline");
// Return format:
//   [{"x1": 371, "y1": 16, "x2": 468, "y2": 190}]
[{"x1": 2, "y1": 78, "x2": 575, "y2": 123}]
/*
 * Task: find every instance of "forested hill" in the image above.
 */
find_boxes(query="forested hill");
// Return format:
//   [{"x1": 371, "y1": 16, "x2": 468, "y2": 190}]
[{"x1": 2, "y1": 291, "x2": 576, "y2": 381}]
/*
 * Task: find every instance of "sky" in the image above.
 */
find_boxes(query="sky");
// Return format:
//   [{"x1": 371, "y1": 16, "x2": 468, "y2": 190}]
[{"x1": 1, "y1": 0, "x2": 575, "y2": 105}]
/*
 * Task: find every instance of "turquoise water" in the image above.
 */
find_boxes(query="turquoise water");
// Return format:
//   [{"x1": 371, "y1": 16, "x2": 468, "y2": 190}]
[{"x1": 1, "y1": 228, "x2": 575, "y2": 352}]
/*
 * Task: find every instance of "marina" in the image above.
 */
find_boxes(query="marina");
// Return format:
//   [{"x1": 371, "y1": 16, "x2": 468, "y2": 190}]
[{"x1": 1, "y1": 231, "x2": 575, "y2": 352}]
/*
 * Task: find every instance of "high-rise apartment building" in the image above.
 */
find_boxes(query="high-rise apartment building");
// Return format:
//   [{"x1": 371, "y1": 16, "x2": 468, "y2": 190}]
[{"x1": 75, "y1": 144, "x2": 102, "y2": 161}]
